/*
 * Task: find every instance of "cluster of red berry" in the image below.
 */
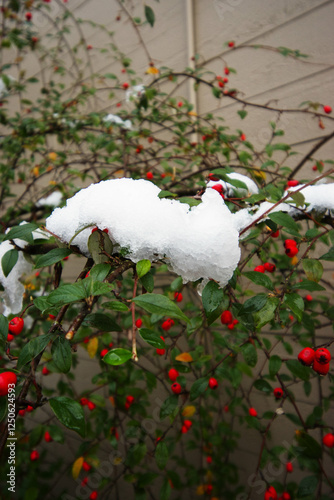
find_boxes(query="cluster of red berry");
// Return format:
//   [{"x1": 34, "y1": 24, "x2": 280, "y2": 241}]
[
  {"x1": 220, "y1": 310, "x2": 238, "y2": 330},
  {"x1": 125, "y1": 394, "x2": 135, "y2": 410},
  {"x1": 284, "y1": 239, "x2": 299, "y2": 258},
  {"x1": 298, "y1": 346, "x2": 331, "y2": 375},
  {"x1": 254, "y1": 262, "x2": 276, "y2": 273},
  {"x1": 7, "y1": 316, "x2": 24, "y2": 342},
  {"x1": 80, "y1": 397, "x2": 96, "y2": 411}
]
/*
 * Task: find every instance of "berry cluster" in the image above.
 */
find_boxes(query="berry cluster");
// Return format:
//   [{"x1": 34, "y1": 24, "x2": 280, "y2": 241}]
[
  {"x1": 220, "y1": 310, "x2": 238, "y2": 330},
  {"x1": 284, "y1": 239, "x2": 299, "y2": 258},
  {"x1": 298, "y1": 347, "x2": 331, "y2": 375}
]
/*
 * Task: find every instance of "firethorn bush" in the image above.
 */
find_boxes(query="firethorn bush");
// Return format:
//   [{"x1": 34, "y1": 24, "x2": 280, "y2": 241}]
[{"x1": 0, "y1": 2, "x2": 334, "y2": 500}]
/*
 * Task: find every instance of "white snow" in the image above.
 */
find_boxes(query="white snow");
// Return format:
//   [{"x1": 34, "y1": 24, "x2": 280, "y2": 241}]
[
  {"x1": 36, "y1": 191, "x2": 63, "y2": 207},
  {"x1": 103, "y1": 114, "x2": 132, "y2": 130},
  {"x1": 125, "y1": 85, "x2": 145, "y2": 103},
  {"x1": 285, "y1": 183, "x2": 334, "y2": 213},
  {"x1": 207, "y1": 172, "x2": 259, "y2": 197},
  {"x1": 46, "y1": 178, "x2": 241, "y2": 288}
]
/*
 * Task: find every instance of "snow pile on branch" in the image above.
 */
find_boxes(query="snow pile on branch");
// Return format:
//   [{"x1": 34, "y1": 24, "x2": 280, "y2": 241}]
[
  {"x1": 36, "y1": 191, "x2": 63, "y2": 208},
  {"x1": 103, "y1": 114, "x2": 132, "y2": 130},
  {"x1": 46, "y1": 178, "x2": 241, "y2": 288},
  {"x1": 207, "y1": 172, "x2": 259, "y2": 197},
  {"x1": 285, "y1": 183, "x2": 334, "y2": 213}
]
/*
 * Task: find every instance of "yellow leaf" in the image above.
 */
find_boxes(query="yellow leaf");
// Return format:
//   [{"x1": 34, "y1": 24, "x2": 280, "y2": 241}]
[
  {"x1": 32, "y1": 166, "x2": 40, "y2": 177},
  {"x1": 182, "y1": 405, "x2": 196, "y2": 417},
  {"x1": 291, "y1": 256, "x2": 298, "y2": 266},
  {"x1": 252, "y1": 166, "x2": 266, "y2": 181},
  {"x1": 48, "y1": 152, "x2": 58, "y2": 162},
  {"x1": 196, "y1": 485, "x2": 205, "y2": 495},
  {"x1": 87, "y1": 337, "x2": 98, "y2": 358},
  {"x1": 175, "y1": 352, "x2": 193, "y2": 362},
  {"x1": 72, "y1": 456, "x2": 84, "y2": 480},
  {"x1": 188, "y1": 111, "x2": 197, "y2": 117},
  {"x1": 146, "y1": 66, "x2": 159, "y2": 75}
]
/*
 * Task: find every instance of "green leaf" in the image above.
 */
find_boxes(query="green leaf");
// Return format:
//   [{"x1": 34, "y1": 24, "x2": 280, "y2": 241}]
[
  {"x1": 52, "y1": 336, "x2": 72, "y2": 373},
  {"x1": 212, "y1": 87, "x2": 222, "y2": 99},
  {"x1": 286, "y1": 360, "x2": 310, "y2": 381},
  {"x1": 241, "y1": 343, "x2": 257, "y2": 368},
  {"x1": 139, "y1": 328, "x2": 165, "y2": 348},
  {"x1": 237, "y1": 110, "x2": 247, "y2": 119},
  {"x1": 89, "y1": 263, "x2": 111, "y2": 282},
  {"x1": 87, "y1": 230, "x2": 113, "y2": 264},
  {"x1": 1, "y1": 249, "x2": 18, "y2": 277},
  {"x1": 269, "y1": 355, "x2": 282, "y2": 377},
  {"x1": 190, "y1": 377, "x2": 209, "y2": 401},
  {"x1": 17, "y1": 334, "x2": 54, "y2": 369},
  {"x1": 103, "y1": 301, "x2": 129, "y2": 312},
  {"x1": 202, "y1": 281, "x2": 225, "y2": 325},
  {"x1": 292, "y1": 280, "x2": 325, "y2": 292},
  {"x1": 139, "y1": 271, "x2": 154, "y2": 292},
  {"x1": 160, "y1": 477, "x2": 171, "y2": 500},
  {"x1": 160, "y1": 395, "x2": 179, "y2": 420},
  {"x1": 243, "y1": 271, "x2": 274, "y2": 291},
  {"x1": 254, "y1": 297, "x2": 279, "y2": 329},
  {"x1": 284, "y1": 293, "x2": 304, "y2": 322},
  {"x1": 319, "y1": 246, "x2": 334, "y2": 261},
  {"x1": 268, "y1": 211, "x2": 299, "y2": 232},
  {"x1": 297, "y1": 476, "x2": 318, "y2": 497},
  {"x1": 103, "y1": 348, "x2": 132, "y2": 366},
  {"x1": 136, "y1": 259, "x2": 151, "y2": 278},
  {"x1": 133, "y1": 293, "x2": 189, "y2": 323},
  {"x1": 302, "y1": 259, "x2": 323, "y2": 283},
  {"x1": 144, "y1": 5, "x2": 155, "y2": 26},
  {"x1": 289, "y1": 191, "x2": 305, "y2": 207},
  {"x1": 49, "y1": 397, "x2": 86, "y2": 438},
  {"x1": 239, "y1": 294, "x2": 268, "y2": 315},
  {"x1": 47, "y1": 283, "x2": 86, "y2": 306},
  {"x1": 82, "y1": 313, "x2": 122, "y2": 332},
  {"x1": 155, "y1": 441, "x2": 169, "y2": 470},
  {"x1": 125, "y1": 443, "x2": 147, "y2": 467},
  {"x1": 295, "y1": 432, "x2": 322, "y2": 459},
  {"x1": 3, "y1": 223, "x2": 39, "y2": 244},
  {"x1": 34, "y1": 248, "x2": 72, "y2": 268},
  {"x1": 0, "y1": 314, "x2": 8, "y2": 342},
  {"x1": 254, "y1": 379, "x2": 272, "y2": 393}
]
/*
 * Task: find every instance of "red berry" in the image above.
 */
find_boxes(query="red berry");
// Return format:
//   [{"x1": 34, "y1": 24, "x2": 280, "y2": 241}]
[
  {"x1": 285, "y1": 246, "x2": 298, "y2": 258},
  {"x1": 146, "y1": 172, "x2": 154, "y2": 180},
  {"x1": 100, "y1": 348, "x2": 109, "y2": 358},
  {"x1": 80, "y1": 397, "x2": 89, "y2": 406},
  {"x1": 223, "y1": 77, "x2": 229, "y2": 83},
  {"x1": 305, "y1": 294, "x2": 313, "y2": 302},
  {"x1": 18, "y1": 409, "x2": 26, "y2": 417},
  {"x1": 312, "y1": 359, "x2": 330, "y2": 375},
  {"x1": 323, "y1": 433, "x2": 334, "y2": 448},
  {"x1": 270, "y1": 230, "x2": 279, "y2": 238},
  {"x1": 86, "y1": 45, "x2": 93, "y2": 50},
  {"x1": 162, "y1": 318, "x2": 174, "y2": 331},
  {"x1": 205, "y1": 484, "x2": 213, "y2": 494},
  {"x1": 30, "y1": 450, "x2": 39, "y2": 461},
  {"x1": 312, "y1": 165, "x2": 318, "y2": 171},
  {"x1": 284, "y1": 239, "x2": 297, "y2": 248},
  {"x1": 206, "y1": 456, "x2": 212, "y2": 464},
  {"x1": 248, "y1": 407, "x2": 257, "y2": 417},
  {"x1": 174, "y1": 292, "x2": 183, "y2": 302},
  {"x1": 48, "y1": 314, "x2": 56, "y2": 320},
  {"x1": 208, "y1": 173, "x2": 219, "y2": 181},
  {"x1": 273, "y1": 387, "x2": 283, "y2": 399},
  {"x1": 286, "y1": 461, "x2": 293, "y2": 473},
  {"x1": 7, "y1": 333, "x2": 14, "y2": 342},
  {"x1": 148, "y1": 136, "x2": 154, "y2": 143},
  {"x1": 83, "y1": 337, "x2": 90, "y2": 344},
  {"x1": 221, "y1": 310, "x2": 233, "y2": 325},
  {"x1": 82, "y1": 461, "x2": 91, "y2": 471},
  {"x1": 264, "y1": 262, "x2": 276, "y2": 273},
  {"x1": 168, "y1": 368, "x2": 179, "y2": 382},
  {"x1": 211, "y1": 184, "x2": 223, "y2": 194},
  {"x1": 228, "y1": 41, "x2": 235, "y2": 48},
  {"x1": 183, "y1": 419, "x2": 192, "y2": 429},
  {"x1": 298, "y1": 347, "x2": 315, "y2": 366},
  {"x1": 233, "y1": 319, "x2": 239, "y2": 325},
  {"x1": 126, "y1": 395, "x2": 135, "y2": 405},
  {"x1": 171, "y1": 382, "x2": 182, "y2": 394},
  {"x1": 26, "y1": 405, "x2": 34, "y2": 412},
  {"x1": 287, "y1": 180, "x2": 299, "y2": 187},
  {"x1": 218, "y1": 81, "x2": 224, "y2": 88},
  {"x1": 288, "y1": 315, "x2": 294, "y2": 321},
  {"x1": 314, "y1": 347, "x2": 331, "y2": 364},
  {"x1": 25, "y1": 12, "x2": 32, "y2": 21},
  {"x1": 81, "y1": 477, "x2": 88, "y2": 486},
  {"x1": 208, "y1": 377, "x2": 218, "y2": 389},
  {"x1": 264, "y1": 486, "x2": 277, "y2": 500},
  {"x1": 87, "y1": 401, "x2": 96, "y2": 411},
  {"x1": 31, "y1": 36, "x2": 38, "y2": 43},
  {"x1": 122, "y1": 82, "x2": 129, "y2": 89},
  {"x1": 89, "y1": 492, "x2": 98, "y2": 500},
  {"x1": 177, "y1": 101, "x2": 183, "y2": 107},
  {"x1": 42, "y1": 366, "x2": 50, "y2": 375},
  {"x1": 224, "y1": 67, "x2": 230, "y2": 75},
  {"x1": 44, "y1": 431, "x2": 52, "y2": 442},
  {"x1": 156, "y1": 336, "x2": 166, "y2": 356},
  {"x1": 125, "y1": 402, "x2": 131, "y2": 410},
  {"x1": 110, "y1": 427, "x2": 119, "y2": 440},
  {"x1": 8, "y1": 317, "x2": 24, "y2": 335},
  {"x1": 181, "y1": 425, "x2": 188, "y2": 434},
  {"x1": 0, "y1": 372, "x2": 17, "y2": 396},
  {"x1": 116, "y1": 102, "x2": 121, "y2": 107},
  {"x1": 240, "y1": 133, "x2": 246, "y2": 141},
  {"x1": 227, "y1": 323, "x2": 234, "y2": 330},
  {"x1": 224, "y1": 405, "x2": 229, "y2": 412},
  {"x1": 281, "y1": 493, "x2": 291, "y2": 500},
  {"x1": 323, "y1": 105, "x2": 332, "y2": 114},
  {"x1": 135, "y1": 318, "x2": 143, "y2": 328},
  {"x1": 254, "y1": 265, "x2": 265, "y2": 273}
]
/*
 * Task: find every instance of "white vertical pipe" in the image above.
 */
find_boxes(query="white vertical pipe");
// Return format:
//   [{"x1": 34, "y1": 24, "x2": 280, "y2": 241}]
[{"x1": 186, "y1": 0, "x2": 198, "y2": 141}]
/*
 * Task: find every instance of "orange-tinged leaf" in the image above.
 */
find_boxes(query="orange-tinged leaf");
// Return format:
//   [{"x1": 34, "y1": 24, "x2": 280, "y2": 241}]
[
  {"x1": 146, "y1": 66, "x2": 159, "y2": 75},
  {"x1": 72, "y1": 456, "x2": 84, "y2": 480},
  {"x1": 87, "y1": 337, "x2": 98, "y2": 358},
  {"x1": 182, "y1": 405, "x2": 196, "y2": 417},
  {"x1": 291, "y1": 256, "x2": 298, "y2": 266},
  {"x1": 196, "y1": 485, "x2": 205, "y2": 495},
  {"x1": 175, "y1": 352, "x2": 193, "y2": 362},
  {"x1": 109, "y1": 396, "x2": 115, "y2": 407}
]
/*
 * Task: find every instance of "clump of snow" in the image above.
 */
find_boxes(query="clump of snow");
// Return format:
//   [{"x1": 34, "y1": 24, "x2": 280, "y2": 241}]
[
  {"x1": 285, "y1": 183, "x2": 334, "y2": 213},
  {"x1": 36, "y1": 191, "x2": 63, "y2": 207},
  {"x1": 125, "y1": 85, "x2": 145, "y2": 103},
  {"x1": 103, "y1": 114, "x2": 132, "y2": 130},
  {"x1": 207, "y1": 172, "x2": 259, "y2": 197},
  {"x1": 0, "y1": 75, "x2": 15, "y2": 97},
  {"x1": 0, "y1": 240, "x2": 32, "y2": 315},
  {"x1": 46, "y1": 178, "x2": 241, "y2": 288}
]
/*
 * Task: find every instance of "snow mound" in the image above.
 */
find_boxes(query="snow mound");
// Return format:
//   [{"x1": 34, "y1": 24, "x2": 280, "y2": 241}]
[
  {"x1": 207, "y1": 172, "x2": 259, "y2": 197},
  {"x1": 46, "y1": 178, "x2": 241, "y2": 288},
  {"x1": 285, "y1": 183, "x2": 334, "y2": 212}
]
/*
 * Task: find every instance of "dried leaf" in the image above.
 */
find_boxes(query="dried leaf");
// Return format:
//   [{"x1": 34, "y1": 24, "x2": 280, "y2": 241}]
[
  {"x1": 87, "y1": 337, "x2": 98, "y2": 358},
  {"x1": 182, "y1": 405, "x2": 196, "y2": 417},
  {"x1": 72, "y1": 456, "x2": 84, "y2": 480},
  {"x1": 175, "y1": 352, "x2": 193, "y2": 362}
]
